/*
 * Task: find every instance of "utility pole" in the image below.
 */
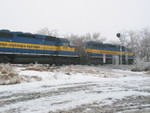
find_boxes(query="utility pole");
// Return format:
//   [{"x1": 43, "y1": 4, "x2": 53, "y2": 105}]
[
  {"x1": 116, "y1": 33, "x2": 129, "y2": 65},
  {"x1": 116, "y1": 33, "x2": 123, "y2": 65}
]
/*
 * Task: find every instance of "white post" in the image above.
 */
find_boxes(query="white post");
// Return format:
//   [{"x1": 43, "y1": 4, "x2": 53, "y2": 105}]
[
  {"x1": 120, "y1": 45, "x2": 122, "y2": 65},
  {"x1": 125, "y1": 48, "x2": 128, "y2": 65},
  {"x1": 103, "y1": 54, "x2": 106, "y2": 64}
]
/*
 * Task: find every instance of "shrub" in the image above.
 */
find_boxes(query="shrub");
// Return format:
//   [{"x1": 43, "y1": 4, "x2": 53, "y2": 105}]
[{"x1": 131, "y1": 58, "x2": 150, "y2": 71}]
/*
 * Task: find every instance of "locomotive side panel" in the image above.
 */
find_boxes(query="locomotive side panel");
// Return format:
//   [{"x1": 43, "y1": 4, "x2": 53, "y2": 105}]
[{"x1": 86, "y1": 41, "x2": 134, "y2": 65}]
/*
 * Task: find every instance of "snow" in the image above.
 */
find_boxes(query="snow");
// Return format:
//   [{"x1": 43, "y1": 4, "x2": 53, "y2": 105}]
[{"x1": 0, "y1": 65, "x2": 150, "y2": 113}]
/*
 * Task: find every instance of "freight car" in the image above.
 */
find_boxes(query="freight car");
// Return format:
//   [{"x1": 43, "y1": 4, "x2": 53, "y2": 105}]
[{"x1": 0, "y1": 29, "x2": 133, "y2": 65}]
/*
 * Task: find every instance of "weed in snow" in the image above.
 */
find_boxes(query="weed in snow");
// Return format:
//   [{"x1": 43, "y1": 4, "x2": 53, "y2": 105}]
[{"x1": 0, "y1": 64, "x2": 20, "y2": 85}]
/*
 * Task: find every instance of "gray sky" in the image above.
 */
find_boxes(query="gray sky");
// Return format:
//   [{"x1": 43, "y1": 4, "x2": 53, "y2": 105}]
[{"x1": 0, "y1": 0, "x2": 150, "y2": 41}]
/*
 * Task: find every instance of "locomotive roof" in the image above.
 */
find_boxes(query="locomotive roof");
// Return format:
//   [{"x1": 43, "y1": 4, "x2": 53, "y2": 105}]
[
  {"x1": 0, "y1": 29, "x2": 11, "y2": 32},
  {"x1": 57, "y1": 38, "x2": 69, "y2": 42}
]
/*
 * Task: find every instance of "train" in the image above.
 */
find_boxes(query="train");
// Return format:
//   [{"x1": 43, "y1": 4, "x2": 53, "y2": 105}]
[{"x1": 0, "y1": 29, "x2": 133, "y2": 65}]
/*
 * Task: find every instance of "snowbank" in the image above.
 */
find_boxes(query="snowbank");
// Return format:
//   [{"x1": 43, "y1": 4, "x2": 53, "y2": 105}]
[{"x1": 0, "y1": 64, "x2": 130, "y2": 85}]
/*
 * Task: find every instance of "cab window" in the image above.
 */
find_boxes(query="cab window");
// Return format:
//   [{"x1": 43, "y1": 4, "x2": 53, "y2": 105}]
[
  {"x1": 62, "y1": 43, "x2": 69, "y2": 46},
  {"x1": 18, "y1": 34, "x2": 35, "y2": 38},
  {"x1": 0, "y1": 32, "x2": 13, "y2": 38}
]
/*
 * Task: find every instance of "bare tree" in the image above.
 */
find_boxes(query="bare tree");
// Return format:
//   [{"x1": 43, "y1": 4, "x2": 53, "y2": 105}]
[
  {"x1": 84, "y1": 32, "x2": 106, "y2": 42},
  {"x1": 67, "y1": 33, "x2": 106, "y2": 64},
  {"x1": 126, "y1": 28, "x2": 150, "y2": 62},
  {"x1": 139, "y1": 28, "x2": 150, "y2": 62},
  {"x1": 36, "y1": 27, "x2": 58, "y2": 37},
  {"x1": 126, "y1": 30, "x2": 141, "y2": 57}
]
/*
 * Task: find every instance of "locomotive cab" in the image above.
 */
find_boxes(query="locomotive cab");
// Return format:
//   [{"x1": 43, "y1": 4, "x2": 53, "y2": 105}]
[{"x1": 57, "y1": 38, "x2": 76, "y2": 56}]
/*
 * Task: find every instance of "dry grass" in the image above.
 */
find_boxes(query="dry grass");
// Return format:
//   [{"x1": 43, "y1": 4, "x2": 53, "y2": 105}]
[
  {"x1": 20, "y1": 75, "x2": 42, "y2": 82},
  {"x1": 131, "y1": 67, "x2": 142, "y2": 72},
  {"x1": 0, "y1": 63, "x2": 15, "y2": 74},
  {"x1": 145, "y1": 71, "x2": 150, "y2": 75},
  {"x1": 0, "y1": 64, "x2": 20, "y2": 85},
  {"x1": 0, "y1": 73, "x2": 20, "y2": 85},
  {"x1": 23, "y1": 63, "x2": 58, "y2": 72},
  {"x1": 0, "y1": 74, "x2": 42, "y2": 85},
  {"x1": 58, "y1": 66, "x2": 124, "y2": 78},
  {"x1": 58, "y1": 66, "x2": 99, "y2": 75},
  {"x1": 0, "y1": 63, "x2": 42, "y2": 85},
  {"x1": 24, "y1": 67, "x2": 48, "y2": 71},
  {"x1": 24, "y1": 64, "x2": 105, "y2": 76},
  {"x1": 23, "y1": 65, "x2": 48, "y2": 71}
]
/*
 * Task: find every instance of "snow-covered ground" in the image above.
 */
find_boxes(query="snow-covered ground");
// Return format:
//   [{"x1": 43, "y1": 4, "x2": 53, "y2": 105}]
[{"x1": 0, "y1": 65, "x2": 150, "y2": 113}]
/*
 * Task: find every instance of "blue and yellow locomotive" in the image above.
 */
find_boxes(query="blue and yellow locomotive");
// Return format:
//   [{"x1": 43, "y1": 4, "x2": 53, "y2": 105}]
[
  {"x1": 86, "y1": 41, "x2": 133, "y2": 64},
  {"x1": 0, "y1": 29, "x2": 133, "y2": 65},
  {"x1": 0, "y1": 29, "x2": 78, "y2": 64}
]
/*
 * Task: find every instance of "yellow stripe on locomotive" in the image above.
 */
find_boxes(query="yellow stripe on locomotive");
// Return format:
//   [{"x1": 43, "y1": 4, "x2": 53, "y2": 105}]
[
  {"x1": 0, "y1": 41, "x2": 76, "y2": 52},
  {"x1": 86, "y1": 48, "x2": 133, "y2": 56}
]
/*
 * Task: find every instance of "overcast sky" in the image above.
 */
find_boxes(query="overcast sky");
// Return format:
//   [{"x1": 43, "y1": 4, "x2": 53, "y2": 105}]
[{"x1": 0, "y1": 0, "x2": 150, "y2": 41}]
